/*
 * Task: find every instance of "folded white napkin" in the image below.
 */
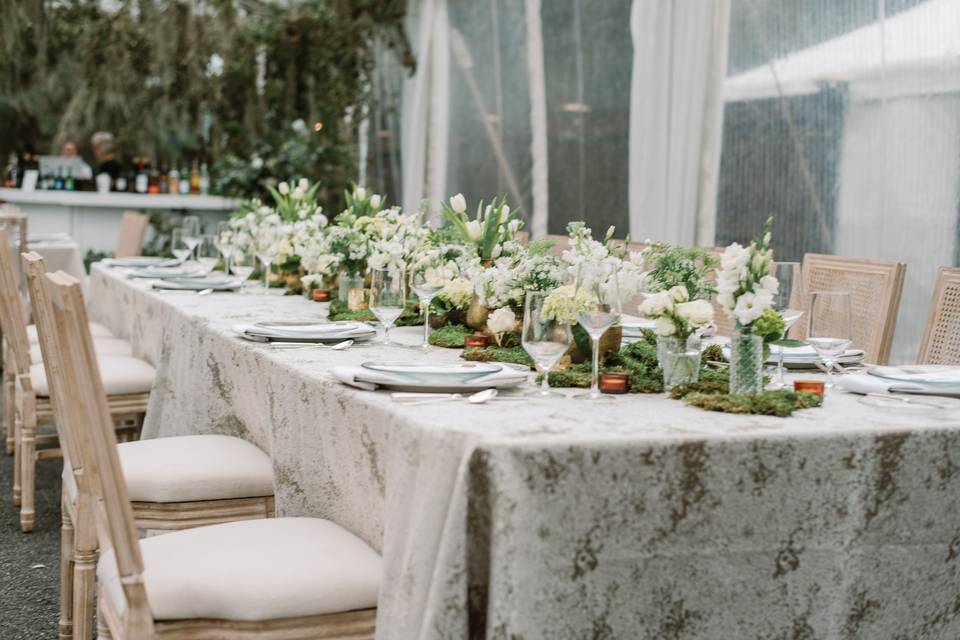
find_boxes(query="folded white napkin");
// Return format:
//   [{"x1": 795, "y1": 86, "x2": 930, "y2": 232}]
[
  {"x1": 232, "y1": 323, "x2": 374, "y2": 341},
  {"x1": 331, "y1": 365, "x2": 527, "y2": 391},
  {"x1": 837, "y1": 373, "x2": 960, "y2": 397}
]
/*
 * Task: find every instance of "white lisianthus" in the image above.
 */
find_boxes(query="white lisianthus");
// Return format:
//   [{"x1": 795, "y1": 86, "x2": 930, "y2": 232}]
[
  {"x1": 759, "y1": 275, "x2": 779, "y2": 294},
  {"x1": 278, "y1": 182, "x2": 290, "y2": 195},
  {"x1": 639, "y1": 291, "x2": 674, "y2": 317},
  {"x1": 675, "y1": 300, "x2": 714, "y2": 326},
  {"x1": 733, "y1": 292, "x2": 766, "y2": 326},
  {"x1": 449, "y1": 193, "x2": 467, "y2": 214},
  {"x1": 720, "y1": 243, "x2": 749, "y2": 271},
  {"x1": 370, "y1": 194, "x2": 382, "y2": 209},
  {"x1": 668, "y1": 285, "x2": 689, "y2": 303},
  {"x1": 487, "y1": 307, "x2": 517, "y2": 335},
  {"x1": 655, "y1": 316, "x2": 677, "y2": 337},
  {"x1": 466, "y1": 220, "x2": 483, "y2": 241}
]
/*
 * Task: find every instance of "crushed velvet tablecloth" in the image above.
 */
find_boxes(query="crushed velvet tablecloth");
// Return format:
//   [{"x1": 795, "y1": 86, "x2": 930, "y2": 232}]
[{"x1": 89, "y1": 263, "x2": 960, "y2": 639}]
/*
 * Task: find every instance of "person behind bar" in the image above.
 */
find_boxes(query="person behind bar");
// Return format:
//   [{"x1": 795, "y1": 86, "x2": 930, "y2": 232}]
[{"x1": 90, "y1": 131, "x2": 121, "y2": 179}]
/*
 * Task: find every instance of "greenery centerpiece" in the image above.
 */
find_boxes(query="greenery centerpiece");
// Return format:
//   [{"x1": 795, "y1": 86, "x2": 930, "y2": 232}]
[{"x1": 716, "y1": 218, "x2": 786, "y2": 394}]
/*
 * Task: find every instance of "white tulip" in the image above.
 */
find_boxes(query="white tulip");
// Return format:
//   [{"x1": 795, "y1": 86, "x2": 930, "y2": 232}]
[
  {"x1": 370, "y1": 194, "x2": 382, "y2": 209},
  {"x1": 450, "y1": 193, "x2": 467, "y2": 214},
  {"x1": 466, "y1": 220, "x2": 483, "y2": 242},
  {"x1": 355, "y1": 186, "x2": 366, "y2": 201},
  {"x1": 298, "y1": 178, "x2": 309, "y2": 191},
  {"x1": 278, "y1": 182, "x2": 290, "y2": 195},
  {"x1": 655, "y1": 316, "x2": 677, "y2": 337},
  {"x1": 499, "y1": 205, "x2": 511, "y2": 223}
]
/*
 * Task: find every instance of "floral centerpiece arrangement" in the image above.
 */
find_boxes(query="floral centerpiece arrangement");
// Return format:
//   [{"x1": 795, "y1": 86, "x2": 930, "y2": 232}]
[
  {"x1": 716, "y1": 218, "x2": 785, "y2": 394},
  {"x1": 440, "y1": 194, "x2": 524, "y2": 263}
]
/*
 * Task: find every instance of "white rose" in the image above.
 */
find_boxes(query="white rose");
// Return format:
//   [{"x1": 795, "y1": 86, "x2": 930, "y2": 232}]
[
  {"x1": 655, "y1": 316, "x2": 677, "y2": 337},
  {"x1": 450, "y1": 193, "x2": 467, "y2": 214},
  {"x1": 466, "y1": 220, "x2": 483, "y2": 242},
  {"x1": 355, "y1": 186, "x2": 366, "y2": 201},
  {"x1": 639, "y1": 291, "x2": 673, "y2": 317},
  {"x1": 487, "y1": 307, "x2": 517, "y2": 334},
  {"x1": 675, "y1": 300, "x2": 714, "y2": 326},
  {"x1": 370, "y1": 194, "x2": 382, "y2": 209},
  {"x1": 734, "y1": 292, "x2": 765, "y2": 326},
  {"x1": 668, "y1": 286, "x2": 689, "y2": 303},
  {"x1": 278, "y1": 182, "x2": 290, "y2": 195}
]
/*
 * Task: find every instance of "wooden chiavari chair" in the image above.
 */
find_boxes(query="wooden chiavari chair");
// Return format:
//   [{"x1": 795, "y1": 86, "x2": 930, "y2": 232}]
[
  {"x1": 917, "y1": 267, "x2": 960, "y2": 365},
  {"x1": 42, "y1": 270, "x2": 380, "y2": 640}
]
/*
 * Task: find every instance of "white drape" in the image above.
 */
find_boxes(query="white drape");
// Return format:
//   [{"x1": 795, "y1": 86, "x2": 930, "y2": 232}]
[{"x1": 628, "y1": 0, "x2": 731, "y2": 245}]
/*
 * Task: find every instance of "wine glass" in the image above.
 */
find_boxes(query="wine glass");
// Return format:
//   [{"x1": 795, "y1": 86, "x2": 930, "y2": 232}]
[
  {"x1": 196, "y1": 234, "x2": 219, "y2": 275},
  {"x1": 574, "y1": 263, "x2": 622, "y2": 400},
  {"x1": 370, "y1": 267, "x2": 407, "y2": 346},
  {"x1": 806, "y1": 291, "x2": 852, "y2": 389},
  {"x1": 411, "y1": 268, "x2": 444, "y2": 351},
  {"x1": 230, "y1": 245, "x2": 257, "y2": 294},
  {"x1": 171, "y1": 229, "x2": 192, "y2": 263},
  {"x1": 770, "y1": 261, "x2": 803, "y2": 389},
  {"x1": 255, "y1": 224, "x2": 279, "y2": 294},
  {"x1": 522, "y1": 291, "x2": 572, "y2": 397},
  {"x1": 181, "y1": 215, "x2": 201, "y2": 261},
  {"x1": 214, "y1": 221, "x2": 236, "y2": 275}
]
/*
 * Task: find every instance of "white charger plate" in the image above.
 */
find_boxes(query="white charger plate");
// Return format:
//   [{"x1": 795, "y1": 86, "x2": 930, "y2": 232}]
[
  {"x1": 153, "y1": 277, "x2": 239, "y2": 291},
  {"x1": 103, "y1": 257, "x2": 178, "y2": 268},
  {"x1": 868, "y1": 365, "x2": 960, "y2": 387},
  {"x1": 361, "y1": 361, "x2": 502, "y2": 385}
]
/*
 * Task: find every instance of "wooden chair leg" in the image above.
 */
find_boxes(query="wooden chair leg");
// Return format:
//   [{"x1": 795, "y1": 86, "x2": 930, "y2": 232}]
[
  {"x1": 12, "y1": 411, "x2": 21, "y2": 506},
  {"x1": 73, "y1": 493, "x2": 98, "y2": 640},
  {"x1": 4, "y1": 373, "x2": 13, "y2": 455},
  {"x1": 59, "y1": 493, "x2": 75, "y2": 640},
  {"x1": 95, "y1": 599, "x2": 112, "y2": 640},
  {"x1": 19, "y1": 412, "x2": 36, "y2": 532}
]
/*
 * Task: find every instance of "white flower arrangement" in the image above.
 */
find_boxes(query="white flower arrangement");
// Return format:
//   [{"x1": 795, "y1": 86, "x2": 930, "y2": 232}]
[
  {"x1": 541, "y1": 284, "x2": 596, "y2": 324},
  {"x1": 367, "y1": 207, "x2": 429, "y2": 271},
  {"x1": 559, "y1": 222, "x2": 646, "y2": 304},
  {"x1": 716, "y1": 220, "x2": 778, "y2": 331},
  {"x1": 638, "y1": 286, "x2": 714, "y2": 339},
  {"x1": 440, "y1": 194, "x2": 524, "y2": 261}
]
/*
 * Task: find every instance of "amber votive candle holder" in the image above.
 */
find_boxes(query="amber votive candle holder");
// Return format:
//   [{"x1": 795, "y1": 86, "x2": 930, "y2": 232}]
[
  {"x1": 793, "y1": 379, "x2": 824, "y2": 397},
  {"x1": 312, "y1": 289, "x2": 331, "y2": 302},
  {"x1": 464, "y1": 334, "x2": 487, "y2": 349},
  {"x1": 599, "y1": 372, "x2": 629, "y2": 394}
]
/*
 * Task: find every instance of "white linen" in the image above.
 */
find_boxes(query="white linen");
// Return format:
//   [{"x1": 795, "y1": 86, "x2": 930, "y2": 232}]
[
  {"x1": 97, "y1": 517, "x2": 381, "y2": 621},
  {"x1": 837, "y1": 373, "x2": 960, "y2": 397},
  {"x1": 29, "y1": 355, "x2": 155, "y2": 397}
]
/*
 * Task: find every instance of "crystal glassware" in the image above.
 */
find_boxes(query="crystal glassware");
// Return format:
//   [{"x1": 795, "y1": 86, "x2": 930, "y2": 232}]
[
  {"x1": 171, "y1": 228, "x2": 192, "y2": 263},
  {"x1": 196, "y1": 234, "x2": 219, "y2": 275},
  {"x1": 574, "y1": 263, "x2": 621, "y2": 400},
  {"x1": 522, "y1": 291, "x2": 572, "y2": 397},
  {"x1": 370, "y1": 267, "x2": 407, "y2": 346},
  {"x1": 411, "y1": 269, "x2": 444, "y2": 351},
  {"x1": 181, "y1": 215, "x2": 201, "y2": 260},
  {"x1": 770, "y1": 261, "x2": 803, "y2": 389},
  {"x1": 230, "y1": 246, "x2": 257, "y2": 294},
  {"x1": 806, "y1": 290, "x2": 852, "y2": 389},
  {"x1": 214, "y1": 221, "x2": 235, "y2": 275},
  {"x1": 255, "y1": 224, "x2": 279, "y2": 294}
]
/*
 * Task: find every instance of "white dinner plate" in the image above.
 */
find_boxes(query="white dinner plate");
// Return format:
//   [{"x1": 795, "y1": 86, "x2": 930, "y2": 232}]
[
  {"x1": 153, "y1": 277, "x2": 240, "y2": 291},
  {"x1": 361, "y1": 361, "x2": 502, "y2": 385},
  {"x1": 868, "y1": 365, "x2": 960, "y2": 387},
  {"x1": 252, "y1": 321, "x2": 365, "y2": 337},
  {"x1": 236, "y1": 322, "x2": 376, "y2": 343},
  {"x1": 722, "y1": 345, "x2": 865, "y2": 369},
  {"x1": 103, "y1": 257, "x2": 179, "y2": 268},
  {"x1": 129, "y1": 267, "x2": 202, "y2": 279}
]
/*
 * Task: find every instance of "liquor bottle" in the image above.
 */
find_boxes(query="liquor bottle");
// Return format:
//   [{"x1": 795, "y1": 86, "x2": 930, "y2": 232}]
[
  {"x1": 54, "y1": 168, "x2": 64, "y2": 190},
  {"x1": 178, "y1": 167, "x2": 190, "y2": 195},
  {"x1": 4, "y1": 154, "x2": 18, "y2": 188},
  {"x1": 65, "y1": 168, "x2": 75, "y2": 191},
  {"x1": 190, "y1": 160, "x2": 201, "y2": 194},
  {"x1": 135, "y1": 158, "x2": 149, "y2": 194},
  {"x1": 167, "y1": 168, "x2": 178, "y2": 194},
  {"x1": 115, "y1": 173, "x2": 128, "y2": 192},
  {"x1": 148, "y1": 160, "x2": 161, "y2": 194},
  {"x1": 199, "y1": 162, "x2": 210, "y2": 195},
  {"x1": 159, "y1": 164, "x2": 169, "y2": 194}
]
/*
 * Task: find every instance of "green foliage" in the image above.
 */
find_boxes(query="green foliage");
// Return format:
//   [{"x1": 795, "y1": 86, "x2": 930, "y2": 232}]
[
  {"x1": 681, "y1": 390, "x2": 822, "y2": 417},
  {"x1": 462, "y1": 346, "x2": 533, "y2": 368},
  {"x1": 83, "y1": 248, "x2": 111, "y2": 273},
  {"x1": 1, "y1": 1, "x2": 412, "y2": 212},
  {"x1": 641, "y1": 243, "x2": 718, "y2": 300},
  {"x1": 428, "y1": 323, "x2": 471, "y2": 348}
]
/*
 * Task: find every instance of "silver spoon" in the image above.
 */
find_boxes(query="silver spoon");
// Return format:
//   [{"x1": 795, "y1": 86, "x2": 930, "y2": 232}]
[
  {"x1": 392, "y1": 388, "x2": 502, "y2": 406},
  {"x1": 271, "y1": 339, "x2": 354, "y2": 351}
]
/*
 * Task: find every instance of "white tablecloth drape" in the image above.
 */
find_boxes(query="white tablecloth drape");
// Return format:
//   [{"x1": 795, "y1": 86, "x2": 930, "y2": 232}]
[{"x1": 89, "y1": 263, "x2": 960, "y2": 639}]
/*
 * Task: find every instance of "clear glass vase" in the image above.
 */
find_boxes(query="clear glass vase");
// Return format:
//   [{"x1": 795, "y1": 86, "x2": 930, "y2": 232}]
[
  {"x1": 657, "y1": 334, "x2": 702, "y2": 391},
  {"x1": 729, "y1": 330, "x2": 764, "y2": 395},
  {"x1": 337, "y1": 270, "x2": 363, "y2": 303}
]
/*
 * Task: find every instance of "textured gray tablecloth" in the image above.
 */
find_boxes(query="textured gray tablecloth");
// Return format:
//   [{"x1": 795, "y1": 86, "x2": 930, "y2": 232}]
[{"x1": 89, "y1": 263, "x2": 960, "y2": 639}]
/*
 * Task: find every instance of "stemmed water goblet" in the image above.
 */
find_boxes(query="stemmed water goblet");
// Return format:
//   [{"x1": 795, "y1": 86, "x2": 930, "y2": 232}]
[
  {"x1": 230, "y1": 245, "x2": 257, "y2": 294},
  {"x1": 255, "y1": 225, "x2": 279, "y2": 294},
  {"x1": 214, "y1": 221, "x2": 235, "y2": 275},
  {"x1": 574, "y1": 262, "x2": 621, "y2": 400},
  {"x1": 196, "y1": 234, "x2": 219, "y2": 275},
  {"x1": 806, "y1": 291, "x2": 852, "y2": 390},
  {"x1": 369, "y1": 267, "x2": 407, "y2": 347},
  {"x1": 181, "y1": 216, "x2": 201, "y2": 262},
  {"x1": 770, "y1": 261, "x2": 803, "y2": 389},
  {"x1": 522, "y1": 291, "x2": 572, "y2": 398},
  {"x1": 171, "y1": 229, "x2": 192, "y2": 263},
  {"x1": 411, "y1": 268, "x2": 444, "y2": 351}
]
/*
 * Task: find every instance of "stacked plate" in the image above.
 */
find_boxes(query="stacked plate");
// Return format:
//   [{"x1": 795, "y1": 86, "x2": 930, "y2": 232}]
[
  {"x1": 102, "y1": 256, "x2": 181, "y2": 268},
  {"x1": 153, "y1": 276, "x2": 240, "y2": 291},
  {"x1": 333, "y1": 361, "x2": 527, "y2": 392},
  {"x1": 867, "y1": 365, "x2": 960, "y2": 395},
  {"x1": 235, "y1": 321, "x2": 377, "y2": 344},
  {"x1": 129, "y1": 266, "x2": 204, "y2": 279},
  {"x1": 621, "y1": 314, "x2": 656, "y2": 338},
  {"x1": 722, "y1": 343, "x2": 865, "y2": 368}
]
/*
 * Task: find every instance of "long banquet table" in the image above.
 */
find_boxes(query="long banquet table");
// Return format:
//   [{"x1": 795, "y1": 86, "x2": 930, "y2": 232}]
[{"x1": 89, "y1": 263, "x2": 960, "y2": 639}]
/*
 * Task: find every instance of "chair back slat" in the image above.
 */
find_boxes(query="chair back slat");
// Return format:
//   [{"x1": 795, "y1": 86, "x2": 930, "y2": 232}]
[
  {"x1": 116, "y1": 211, "x2": 149, "y2": 258},
  {"x1": 43, "y1": 271, "x2": 152, "y2": 635},
  {"x1": 799, "y1": 253, "x2": 906, "y2": 364},
  {"x1": 0, "y1": 210, "x2": 28, "y2": 257},
  {"x1": 918, "y1": 267, "x2": 960, "y2": 365},
  {"x1": 0, "y1": 228, "x2": 33, "y2": 374}
]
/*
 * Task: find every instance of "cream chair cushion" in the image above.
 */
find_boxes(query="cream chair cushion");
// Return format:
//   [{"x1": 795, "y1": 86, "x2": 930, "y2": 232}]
[
  {"x1": 26, "y1": 321, "x2": 113, "y2": 344},
  {"x1": 97, "y1": 517, "x2": 381, "y2": 621},
  {"x1": 29, "y1": 355, "x2": 155, "y2": 397},
  {"x1": 119, "y1": 435, "x2": 274, "y2": 502},
  {"x1": 62, "y1": 434, "x2": 274, "y2": 504},
  {"x1": 29, "y1": 337, "x2": 133, "y2": 363}
]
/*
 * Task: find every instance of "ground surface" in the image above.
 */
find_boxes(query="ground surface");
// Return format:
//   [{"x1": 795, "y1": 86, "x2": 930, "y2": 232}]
[{"x1": 0, "y1": 443, "x2": 62, "y2": 638}]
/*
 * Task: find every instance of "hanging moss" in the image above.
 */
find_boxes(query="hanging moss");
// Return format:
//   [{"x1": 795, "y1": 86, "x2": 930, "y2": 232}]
[
  {"x1": 427, "y1": 323, "x2": 471, "y2": 348},
  {"x1": 463, "y1": 346, "x2": 533, "y2": 368}
]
